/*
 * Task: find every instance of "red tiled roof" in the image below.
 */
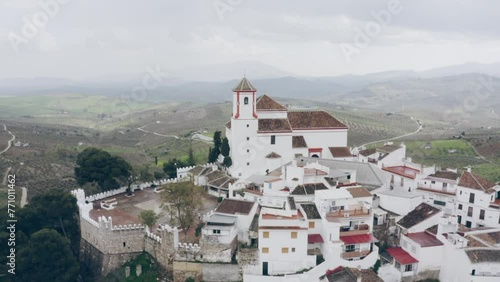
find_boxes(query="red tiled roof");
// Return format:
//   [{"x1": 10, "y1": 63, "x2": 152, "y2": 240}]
[
  {"x1": 329, "y1": 147, "x2": 353, "y2": 158},
  {"x1": 308, "y1": 234, "x2": 324, "y2": 243},
  {"x1": 258, "y1": 119, "x2": 292, "y2": 133},
  {"x1": 383, "y1": 165, "x2": 420, "y2": 179},
  {"x1": 265, "y1": 152, "x2": 282, "y2": 159},
  {"x1": 288, "y1": 111, "x2": 347, "y2": 130},
  {"x1": 292, "y1": 136, "x2": 308, "y2": 148},
  {"x1": 459, "y1": 171, "x2": 496, "y2": 193},
  {"x1": 256, "y1": 95, "x2": 287, "y2": 111},
  {"x1": 386, "y1": 247, "x2": 419, "y2": 264},
  {"x1": 405, "y1": 232, "x2": 444, "y2": 247},
  {"x1": 340, "y1": 234, "x2": 378, "y2": 244}
]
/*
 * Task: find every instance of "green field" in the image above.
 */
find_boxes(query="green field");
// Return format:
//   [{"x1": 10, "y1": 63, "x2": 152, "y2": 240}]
[
  {"x1": 405, "y1": 139, "x2": 500, "y2": 182},
  {"x1": 0, "y1": 93, "x2": 154, "y2": 118}
]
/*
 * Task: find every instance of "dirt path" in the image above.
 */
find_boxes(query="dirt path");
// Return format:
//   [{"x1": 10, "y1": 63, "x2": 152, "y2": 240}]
[
  {"x1": 359, "y1": 118, "x2": 422, "y2": 148},
  {"x1": 137, "y1": 125, "x2": 180, "y2": 139},
  {"x1": 0, "y1": 124, "x2": 15, "y2": 155},
  {"x1": 20, "y1": 187, "x2": 28, "y2": 207},
  {"x1": 2, "y1": 166, "x2": 10, "y2": 185}
]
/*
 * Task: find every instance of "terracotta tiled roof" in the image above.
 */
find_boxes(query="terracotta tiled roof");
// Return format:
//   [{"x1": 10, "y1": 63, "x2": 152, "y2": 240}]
[
  {"x1": 288, "y1": 111, "x2": 347, "y2": 130},
  {"x1": 292, "y1": 136, "x2": 307, "y2": 148},
  {"x1": 216, "y1": 199, "x2": 255, "y2": 215},
  {"x1": 397, "y1": 203, "x2": 441, "y2": 229},
  {"x1": 265, "y1": 152, "x2": 281, "y2": 159},
  {"x1": 326, "y1": 267, "x2": 383, "y2": 282},
  {"x1": 329, "y1": 147, "x2": 352, "y2": 158},
  {"x1": 429, "y1": 171, "x2": 460, "y2": 180},
  {"x1": 359, "y1": 148, "x2": 376, "y2": 156},
  {"x1": 258, "y1": 119, "x2": 292, "y2": 133},
  {"x1": 256, "y1": 94, "x2": 286, "y2": 111},
  {"x1": 383, "y1": 165, "x2": 420, "y2": 179},
  {"x1": 233, "y1": 77, "x2": 256, "y2": 91},
  {"x1": 300, "y1": 203, "x2": 322, "y2": 219},
  {"x1": 346, "y1": 187, "x2": 372, "y2": 198},
  {"x1": 466, "y1": 249, "x2": 500, "y2": 263},
  {"x1": 459, "y1": 171, "x2": 496, "y2": 193},
  {"x1": 405, "y1": 232, "x2": 444, "y2": 247}
]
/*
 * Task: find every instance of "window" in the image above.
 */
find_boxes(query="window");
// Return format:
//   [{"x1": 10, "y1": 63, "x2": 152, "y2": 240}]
[
  {"x1": 480, "y1": 209, "x2": 485, "y2": 220},
  {"x1": 244, "y1": 97, "x2": 249, "y2": 105},
  {"x1": 443, "y1": 182, "x2": 448, "y2": 188},
  {"x1": 345, "y1": 245, "x2": 356, "y2": 252},
  {"x1": 404, "y1": 264, "x2": 413, "y2": 272},
  {"x1": 347, "y1": 175, "x2": 351, "y2": 180},
  {"x1": 282, "y1": 247, "x2": 289, "y2": 253},
  {"x1": 262, "y1": 247, "x2": 269, "y2": 254},
  {"x1": 246, "y1": 137, "x2": 249, "y2": 141},
  {"x1": 458, "y1": 204, "x2": 463, "y2": 210},
  {"x1": 123, "y1": 242, "x2": 126, "y2": 247},
  {"x1": 212, "y1": 230, "x2": 221, "y2": 234},
  {"x1": 247, "y1": 149, "x2": 249, "y2": 153},
  {"x1": 247, "y1": 162, "x2": 250, "y2": 166},
  {"x1": 263, "y1": 232, "x2": 269, "y2": 238},
  {"x1": 433, "y1": 200, "x2": 446, "y2": 206},
  {"x1": 246, "y1": 124, "x2": 249, "y2": 127},
  {"x1": 401, "y1": 177, "x2": 404, "y2": 186},
  {"x1": 460, "y1": 190, "x2": 462, "y2": 195},
  {"x1": 309, "y1": 221, "x2": 315, "y2": 228},
  {"x1": 291, "y1": 232, "x2": 297, "y2": 239},
  {"x1": 469, "y1": 193, "x2": 475, "y2": 204},
  {"x1": 468, "y1": 207, "x2": 473, "y2": 217},
  {"x1": 431, "y1": 181, "x2": 436, "y2": 184},
  {"x1": 270, "y1": 135, "x2": 276, "y2": 145},
  {"x1": 292, "y1": 248, "x2": 296, "y2": 253}
]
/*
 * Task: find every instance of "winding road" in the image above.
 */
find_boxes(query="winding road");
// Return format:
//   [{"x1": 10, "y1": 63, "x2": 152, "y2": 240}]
[
  {"x1": 358, "y1": 118, "x2": 423, "y2": 149},
  {"x1": 0, "y1": 124, "x2": 15, "y2": 155},
  {"x1": 137, "y1": 125, "x2": 180, "y2": 139}
]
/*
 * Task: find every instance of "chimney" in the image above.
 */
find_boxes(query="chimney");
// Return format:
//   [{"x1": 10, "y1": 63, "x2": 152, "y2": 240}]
[{"x1": 466, "y1": 166, "x2": 472, "y2": 173}]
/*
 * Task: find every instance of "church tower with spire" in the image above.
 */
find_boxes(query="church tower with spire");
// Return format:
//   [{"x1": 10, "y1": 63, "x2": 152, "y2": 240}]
[{"x1": 226, "y1": 77, "x2": 259, "y2": 177}]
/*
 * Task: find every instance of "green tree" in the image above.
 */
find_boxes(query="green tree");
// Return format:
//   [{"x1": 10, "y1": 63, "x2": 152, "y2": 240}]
[
  {"x1": 17, "y1": 229, "x2": 79, "y2": 282},
  {"x1": 187, "y1": 143, "x2": 195, "y2": 166},
  {"x1": 213, "y1": 130, "x2": 222, "y2": 157},
  {"x1": 163, "y1": 158, "x2": 184, "y2": 179},
  {"x1": 221, "y1": 137, "x2": 230, "y2": 157},
  {"x1": 223, "y1": 156, "x2": 232, "y2": 168},
  {"x1": 138, "y1": 210, "x2": 161, "y2": 230},
  {"x1": 161, "y1": 181, "x2": 204, "y2": 240},
  {"x1": 139, "y1": 165, "x2": 154, "y2": 182},
  {"x1": 154, "y1": 171, "x2": 165, "y2": 180},
  {"x1": 17, "y1": 189, "x2": 80, "y2": 255},
  {"x1": 75, "y1": 147, "x2": 132, "y2": 191}
]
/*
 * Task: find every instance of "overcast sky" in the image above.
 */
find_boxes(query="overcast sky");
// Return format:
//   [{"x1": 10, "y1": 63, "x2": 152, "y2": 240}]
[{"x1": 1, "y1": 0, "x2": 500, "y2": 80}]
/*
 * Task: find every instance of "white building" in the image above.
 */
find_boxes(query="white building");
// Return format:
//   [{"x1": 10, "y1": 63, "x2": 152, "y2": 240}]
[
  {"x1": 258, "y1": 207, "x2": 316, "y2": 275},
  {"x1": 210, "y1": 198, "x2": 258, "y2": 244},
  {"x1": 357, "y1": 143, "x2": 406, "y2": 167},
  {"x1": 226, "y1": 77, "x2": 349, "y2": 178},
  {"x1": 417, "y1": 170, "x2": 460, "y2": 214},
  {"x1": 378, "y1": 190, "x2": 423, "y2": 216},
  {"x1": 455, "y1": 170, "x2": 500, "y2": 228}
]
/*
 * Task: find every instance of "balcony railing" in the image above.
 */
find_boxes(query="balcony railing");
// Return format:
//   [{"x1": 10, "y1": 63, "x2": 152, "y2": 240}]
[
  {"x1": 342, "y1": 250, "x2": 371, "y2": 259},
  {"x1": 339, "y1": 224, "x2": 370, "y2": 236},
  {"x1": 326, "y1": 208, "x2": 371, "y2": 221}
]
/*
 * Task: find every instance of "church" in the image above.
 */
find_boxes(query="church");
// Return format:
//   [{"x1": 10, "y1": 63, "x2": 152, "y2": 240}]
[{"x1": 225, "y1": 77, "x2": 350, "y2": 178}]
